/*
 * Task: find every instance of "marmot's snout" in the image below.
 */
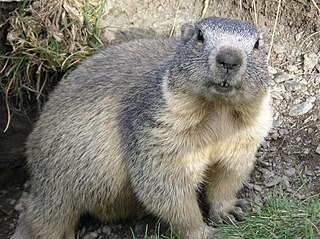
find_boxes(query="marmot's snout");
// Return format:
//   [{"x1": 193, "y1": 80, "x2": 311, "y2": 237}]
[
  {"x1": 210, "y1": 47, "x2": 246, "y2": 93},
  {"x1": 216, "y1": 49, "x2": 243, "y2": 73}
]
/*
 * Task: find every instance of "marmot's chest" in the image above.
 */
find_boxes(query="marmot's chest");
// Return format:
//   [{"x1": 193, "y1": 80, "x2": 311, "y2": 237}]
[{"x1": 177, "y1": 94, "x2": 272, "y2": 172}]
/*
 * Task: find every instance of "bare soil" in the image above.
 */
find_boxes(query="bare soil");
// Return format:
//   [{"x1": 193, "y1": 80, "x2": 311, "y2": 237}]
[{"x1": 0, "y1": 0, "x2": 319, "y2": 238}]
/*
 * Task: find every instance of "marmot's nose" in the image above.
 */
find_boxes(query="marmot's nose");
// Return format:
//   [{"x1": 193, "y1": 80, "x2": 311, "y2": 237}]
[{"x1": 216, "y1": 49, "x2": 243, "y2": 73}]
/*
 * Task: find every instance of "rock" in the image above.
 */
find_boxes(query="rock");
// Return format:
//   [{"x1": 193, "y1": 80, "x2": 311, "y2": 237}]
[
  {"x1": 287, "y1": 65, "x2": 299, "y2": 72},
  {"x1": 295, "y1": 31, "x2": 304, "y2": 41},
  {"x1": 304, "y1": 53, "x2": 319, "y2": 71},
  {"x1": 285, "y1": 168, "x2": 296, "y2": 177},
  {"x1": 273, "y1": 44, "x2": 286, "y2": 54},
  {"x1": 280, "y1": 177, "x2": 290, "y2": 190},
  {"x1": 265, "y1": 176, "x2": 281, "y2": 188},
  {"x1": 253, "y1": 184, "x2": 262, "y2": 192},
  {"x1": 274, "y1": 73, "x2": 294, "y2": 83},
  {"x1": 306, "y1": 96, "x2": 316, "y2": 103},
  {"x1": 316, "y1": 144, "x2": 320, "y2": 155},
  {"x1": 279, "y1": 128, "x2": 289, "y2": 136},
  {"x1": 289, "y1": 101, "x2": 314, "y2": 116},
  {"x1": 102, "y1": 226, "x2": 112, "y2": 235},
  {"x1": 268, "y1": 66, "x2": 278, "y2": 75},
  {"x1": 270, "y1": 132, "x2": 280, "y2": 140},
  {"x1": 90, "y1": 232, "x2": 98, "y2": 238},
  {"x1": 14, "y1": 203, "x2": 24, "y2": 212},
  {"x1": 304, "y1": 148, "x2": 310, "y2": 154},
  {"x1": 284, "y1": 80, "x2": 301, "y2": 92}
]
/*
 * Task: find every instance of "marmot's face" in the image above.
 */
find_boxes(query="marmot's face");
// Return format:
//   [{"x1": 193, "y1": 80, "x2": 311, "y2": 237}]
[{"x1": 176, "y1": 17, "x2": 269, "y2": 103}]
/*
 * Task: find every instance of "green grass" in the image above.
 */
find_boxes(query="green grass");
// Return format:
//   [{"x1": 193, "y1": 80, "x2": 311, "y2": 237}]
[
  {"x1": 216, "y1": 191, "x2": 320, "y2": 239},
  {"x1": 128, "y1": 189, "x2": 319, "y2": 239}
]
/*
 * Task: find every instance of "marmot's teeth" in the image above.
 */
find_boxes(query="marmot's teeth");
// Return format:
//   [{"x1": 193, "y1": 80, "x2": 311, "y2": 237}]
[{"x1": 220, "y1": 82, "x2": 230, "y2": 87}]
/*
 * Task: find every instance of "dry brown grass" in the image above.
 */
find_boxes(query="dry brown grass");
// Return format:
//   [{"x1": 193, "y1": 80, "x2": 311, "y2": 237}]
[{"x1": 1, "y1": 0, "x2": 106, "y2": 131}]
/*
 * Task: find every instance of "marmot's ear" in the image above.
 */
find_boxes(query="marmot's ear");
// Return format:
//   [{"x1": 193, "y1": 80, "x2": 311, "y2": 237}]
[{"x1": 181, "y1": 21, "x2": 196, "y2": 42}]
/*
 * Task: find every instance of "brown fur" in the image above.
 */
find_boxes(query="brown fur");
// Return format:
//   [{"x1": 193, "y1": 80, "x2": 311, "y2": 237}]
[{"x1": 11, "y1": 17, "x2": 272, "y2": 239}]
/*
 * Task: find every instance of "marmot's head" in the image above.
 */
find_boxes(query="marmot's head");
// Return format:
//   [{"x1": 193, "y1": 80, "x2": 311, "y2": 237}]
[{"x1": 167, "y1": 17, "x2": 269, "y2": 104}]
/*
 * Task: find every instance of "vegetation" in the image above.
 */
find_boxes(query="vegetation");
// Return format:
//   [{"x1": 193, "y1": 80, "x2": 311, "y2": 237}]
[
  {"x1": 216, "y1": 190, "x2": 320, "y2": 239},
  {"x1": 131, "y1": 189, "x2": 320, "y2": 239},
  {"x1": 0, "y1": 0, "x2": 106, "y2": 131}
]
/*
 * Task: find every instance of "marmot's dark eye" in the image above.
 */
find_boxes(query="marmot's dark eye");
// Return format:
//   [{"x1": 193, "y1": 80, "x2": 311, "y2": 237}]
[
  {"x1": 254, "y1": 39, "x2": 260, "y2": 49},
  {"x1": 197, "y1": 30, "x2": 204, "y2": 43}
]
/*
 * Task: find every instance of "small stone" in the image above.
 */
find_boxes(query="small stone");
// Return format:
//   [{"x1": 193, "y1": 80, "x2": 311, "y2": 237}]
[
  {"x1": 295, "y1": 31, "x2": 304, "y2": 41},
  {"x1": 304, "y1": 148, "x2": 310, "y2": 154},
  {"x1": 274, "y1": 73, "x2": 294, "y2": 83},
  {"x1": 271, "y1": 132, "x2": 280, "y2": 140},
  {"x1": 274, "y1": 44, "x2": 286, "y2": 54},
  {"x1": 284, "y1": 80, "x2": 301, "y2": 92},
  {"x1": 287, "y1": 65, "x2": 299, "y2": 72},
  {"x1": 289, "y1": 101, "x2": 314, "y2": 116},
  {"x1": 265, "y1": 176, "x2": 281, "y2": 188},
  {"x1": 307, "y1": 128, "x2": 313, "y2": 134},
  {"x1": 285, "y1": 168, "x2": 296, "y2": 177},
  {"x1": 102, "y1": 226, "x2": 112, "y2": 235},
  {"x1": 253, "y1": 184, "x2": 262, "y2": 192},
  {"x1": 305, "y1": 171, "x2": 313, "y2": 176},
  {"x1": 296, "y1": 137, "x2": 301, "y2": 142},
  {"x1": 268, "y1": 66, "x2": 278, "y2": 75},
  {"x1": 24, "y1": 181, "x2": 31, "y2": 189},
  {"x1": 90, "y1": 232, "x2": 98, "y2": 238},
  {"x1": 14, "y1": 203, "x2": 24, "y2": 212},
  {"x1": 316, "y1": 144, "x2": 320, "y2": 155},
  {"x1": 244, "y1": 182, "x2": 254, "y2": 189},
  {"x1": 279, "y1": 128, "x2": 289, "y2": 136},
  {"x1": 280, "y1": 178, "x2": 290, "y2": 190},
  {"x1": 9, "y1": 199, "x2": 16, "y2": 205},
  {"x1": 306, "y1": 96, "x2": 316, "y2": 103},
  {"x1": 304, "y1": 53, "x2": 319, "y2": 71}
]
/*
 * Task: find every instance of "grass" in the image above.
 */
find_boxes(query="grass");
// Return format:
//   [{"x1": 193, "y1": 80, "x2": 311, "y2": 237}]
[
  {"x1": 216, "y1": 190, "x2": 320, "y2": 239},
  {"x1": 0, "y1": 0, "x2": 106, "y2": 131},
  {"x1": 128, "y1": 188, "x2": 319, "y2": 239}
]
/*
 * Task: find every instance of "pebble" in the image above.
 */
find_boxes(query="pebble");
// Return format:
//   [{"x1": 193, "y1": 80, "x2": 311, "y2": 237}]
[
  {"x1": 274, "y1": 73, "x2": 294, "y2": 83},
  {"x1": 273, "y1": 44, "x2": 286, "y2": 54},
  {"x1": 287, "y1": 65, "x2": 299, "y2": 72},
  {"x1": 316, "y1": 144, "x2": 320, "y2": 155},
  {"x1": 268, "y1": 66, "x2": 278, "y2": 75},
  {"x1": 265, "y1": 176, "x2": 281, "y2": 188},
  {"x1": 284, "y1": 80, "x2": 301, "y2": 92},
  {"x1": 304, "y1": 52, "x2": 319, "y2": 71},
  {"x1": 253, "y1": 184, "x2": 262, "y2": 192},
  {"x1": 270, "y1": 132, "x2": 280, "y2": 140},
  {"x1": 306, "y1": 96, "x2": 316, "y2": 103},
  {"x1": 285, "y1": 168, "x2": 296, "y2": 177},
  {"x1": 279, "y1": 128, "x2": 289, "y2": 136},
  {"x1": 289, "y1": 101, "x2": 314, "y2": 116},
  {"x1": 304, "y1": 148, "x2": 310, "y2": 154},
  {"x1": 280, "y1": 177, "x2": 290, "y2": 190},
  {"x1": 90, "y1": 232, "x2": 98, "y2": 238},
  {"x1": 14, "y1": 203, "x2": 24, "y2": 212},
  {"x1": 102, "y1": 226, "x2": 112, "y2": 235}
]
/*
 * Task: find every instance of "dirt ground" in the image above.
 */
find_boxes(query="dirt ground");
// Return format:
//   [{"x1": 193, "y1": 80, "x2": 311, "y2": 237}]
[{"x1": 0, "y1": 0, "x2": 319, "y2": 238}]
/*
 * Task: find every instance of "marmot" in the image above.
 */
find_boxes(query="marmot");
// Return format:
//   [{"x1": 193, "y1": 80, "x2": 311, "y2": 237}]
[{"x1": 12, "y1": 17, "x2": 272, "y2": 239}]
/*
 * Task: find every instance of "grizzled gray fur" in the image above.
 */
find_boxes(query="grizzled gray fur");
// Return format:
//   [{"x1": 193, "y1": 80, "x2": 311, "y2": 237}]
[{"x1": 11, "y1": 17, "x2": 272, "y2": 239}]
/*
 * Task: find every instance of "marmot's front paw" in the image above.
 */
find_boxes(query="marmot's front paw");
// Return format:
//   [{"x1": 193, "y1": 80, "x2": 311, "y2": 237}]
[{"x1": 209, "y1": 199, "x2": 251, "y2": 224}]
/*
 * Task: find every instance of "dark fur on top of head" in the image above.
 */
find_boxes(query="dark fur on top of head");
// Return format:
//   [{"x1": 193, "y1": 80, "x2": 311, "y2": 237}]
[{"x1": 167, "y1": 17, "x2": 268, "y2": 105}]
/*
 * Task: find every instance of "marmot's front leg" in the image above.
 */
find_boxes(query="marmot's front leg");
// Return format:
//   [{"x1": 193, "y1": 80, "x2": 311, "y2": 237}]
[
  {"x1": 129, "y1": 158, "x2": 216, "y2": 239},
  {"x1": 205, "y1": 152, "x2": 255, "y2": 224}
]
